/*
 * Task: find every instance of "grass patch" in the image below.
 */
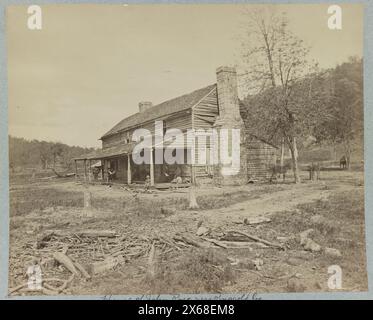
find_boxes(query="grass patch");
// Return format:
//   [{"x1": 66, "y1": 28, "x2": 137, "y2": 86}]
[
  {"x1": 147, "y1": 248, "x2": 235, "y2": 294},
  {"x1": 10, "y1": 187, "x2": 83, "y2": 216}
]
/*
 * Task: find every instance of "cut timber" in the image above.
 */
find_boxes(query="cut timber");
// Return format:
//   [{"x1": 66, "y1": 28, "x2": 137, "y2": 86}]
[
  {"x1": 72, "y1": 260, "x2": 91, "y2": 279},
  {"x1": 37, "y1": 230, "x2": 117, "y2": 242},
  {"x1": 53, "y1": 252, "x2": 80, "y2": 276},
  {"x1": 201, "y1": 237, "x2": 228, "y2": 249},
  {"x1": 88, "y1": 256, "x2": 124, "y2": 275},
  {"x1": 243, "y1": 216, "x2": 271, "y2": 225},
  {"x1": 226, "y1": 230, "x2": 284, "y2": 250},
  {"x1": 219, "y1": 240, "x2": 265, "y2": 249},
  {"x1": 73, "y1": 230, "x2": 117, "y2": 238},
  {"x1": 147, "y1": 242, "x2": 157, "y2": 278},
  {"x1": 173, "y1": 235, "x2": 209, "y2": 248}
]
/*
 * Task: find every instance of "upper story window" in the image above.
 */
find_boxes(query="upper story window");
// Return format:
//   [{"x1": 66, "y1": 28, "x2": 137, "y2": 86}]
[{"x1": 122, "y1": 131, "x2": 131, "y2": 144}]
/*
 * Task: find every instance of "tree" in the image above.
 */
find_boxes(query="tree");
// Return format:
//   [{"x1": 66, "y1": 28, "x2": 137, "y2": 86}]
[
  {"x1": 38, "y1": 141, "x2": 52, "y2": 169},
  {"x1": 51, "y1": 143, "x2": 64, "y2": 168},
  {"x1": 313, "y1": 58, "x2": 363, "y2": 169},
  {"x1": 8, "y1": 135, "x2": 96, "y2": 171},
  {"x1": 240, "y1": 8, "x2": 321, "y2": 183}
]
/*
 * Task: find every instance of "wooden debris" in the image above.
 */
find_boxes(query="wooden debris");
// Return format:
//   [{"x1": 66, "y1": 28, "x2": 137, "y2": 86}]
[
  {"x1": 53, "y1": 252, "x2": 80, "y2": 276},
  {"x1": 173, "y1": 234, "x2": 209, "y2": 248},
  {"x1": 226, "y1": 230, "x2": 284, "y2": 250},
  {"x1": 73, "y1": 230, "x2": 117, "y2": 238},
  {"x1": 147, "y1": 242, "x2": 157, "y2": 278},
  {"x1": 155, "y1": 236, "x2": 182, "y2": 251},
  {"x1": 243, "y1": 216, "x2": 271, "y2": 225},
  {"x1": 88, "y1": 256, "x2": 124, "y2": 275},
  {"x1": 73, "y1": 260, "x2": 91, "y2": 279},
  {"x1": 201, "y1": 237, "x2": 228, "y2": 249},
  {"x1": 218, "y1": 240, "x2": 255, "y2": 249}
]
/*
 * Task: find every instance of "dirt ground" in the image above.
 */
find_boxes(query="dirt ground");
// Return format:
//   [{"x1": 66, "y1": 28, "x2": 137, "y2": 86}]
[{"x1": 8, "y1": 169, "x2": 368, "y2": 296}]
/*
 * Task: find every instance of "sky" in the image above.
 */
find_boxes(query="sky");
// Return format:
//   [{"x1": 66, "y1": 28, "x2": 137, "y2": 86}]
[{"x1": 6, "y1": 3, "x2": 364, "y2": 148}]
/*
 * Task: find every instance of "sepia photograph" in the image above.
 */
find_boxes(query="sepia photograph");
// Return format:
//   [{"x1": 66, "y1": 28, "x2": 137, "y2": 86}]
[{"x1": 5, "y1": 2, "x2": 367, "y2": 297}]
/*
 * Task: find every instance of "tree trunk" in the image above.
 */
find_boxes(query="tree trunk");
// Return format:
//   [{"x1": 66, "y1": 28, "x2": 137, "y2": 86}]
[
  {"x1": 345, "y1": 141, "x2": 352, "y2": 170},
  {"x1": 289, "y1": 137, "x2": 300, "y2": 184},
  {"x1": 189, "y1": 165, "x2": 199, "y2": 209},
  {"x1": 189, "y1": 185, "x2": 199, "y2": 209},
  {"x1": 280, "y1": 138, "x2": 285, "y2": 168}
]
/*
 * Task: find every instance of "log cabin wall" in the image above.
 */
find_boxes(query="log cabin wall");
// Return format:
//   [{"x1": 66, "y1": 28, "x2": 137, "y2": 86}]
[{"x1": 246, "y1": 140, "x2": 278, "y2": 180}]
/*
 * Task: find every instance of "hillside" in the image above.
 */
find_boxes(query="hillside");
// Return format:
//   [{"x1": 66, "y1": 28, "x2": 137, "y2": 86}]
[{"x1": 9, "y1": 136, "x2": 96, "y2": 173}]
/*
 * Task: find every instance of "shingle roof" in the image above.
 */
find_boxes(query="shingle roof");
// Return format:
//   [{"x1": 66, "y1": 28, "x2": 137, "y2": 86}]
[
  {"x1": 75, "y1": 132, "x2": 192, "y2": 160},
  {"x1": 101, "y1": 84, "x2": 217, "y2": 139},
  {"x1": 74, "y1": 142, "x2": 135, "y2": 160}
]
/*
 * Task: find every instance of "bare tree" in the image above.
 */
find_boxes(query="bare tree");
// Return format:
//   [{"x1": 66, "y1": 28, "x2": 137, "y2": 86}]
[{"x1": 240, "y1": 7, "x2": 319, "y2": 183}]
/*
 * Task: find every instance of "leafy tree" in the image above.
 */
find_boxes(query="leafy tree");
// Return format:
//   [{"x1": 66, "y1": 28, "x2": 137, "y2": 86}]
[
  {"x1": 313, "y1": 58, "x2": 363, "y2": 168},
  {"x1": 8, "y1": 136, "x2": 96, "y2": 171},
  {"x1": 240, "y1": 8, "x2": 321, "y2": 183}
]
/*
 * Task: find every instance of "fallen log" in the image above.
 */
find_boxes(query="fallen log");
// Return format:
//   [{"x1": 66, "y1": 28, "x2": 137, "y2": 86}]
[
  {"x1": 45, "y1": 230, "x2": 117, "y2": 239},
  {"x1": 74, "y1": 230, "x2": 117, "y2": 238},
  {"x1": 219, "y1": 240, "x2": 267, "y2": 249},
  {"x1": 155, "y1": 236, "x2": 182, "y2": 251},
  {"x1": 226, "y1": 230, "x2": 284, "y2": 250},
  {"x1": 201, "y1": 237, "x2": 228, "y2": 249},
  {"x1": 72, "y1": 260, "x2": 91, "y2": 279},
  {"x1": 88, "y1": 256, "x2": 124, "y2": 275},
  {"x1": 147, "y1": 242, "x2": 157, "y2": 278},
  {"x1": 53, "y1": 252, "x2": 80, "y2": 276},
  {"x1": 243, "y1": 216, "x2": 271, "y2": 225},
  {"x1": 173, "y1": 235, "x2": 209, "y2": 248}
]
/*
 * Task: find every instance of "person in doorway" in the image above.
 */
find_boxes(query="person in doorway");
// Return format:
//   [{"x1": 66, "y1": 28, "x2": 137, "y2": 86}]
[
  {"x1": 107, "y1": 167, "x2": 116, "y2": 186},
  {"x1": 92, "y1": 167, "x2": 100, "y2": 181}
]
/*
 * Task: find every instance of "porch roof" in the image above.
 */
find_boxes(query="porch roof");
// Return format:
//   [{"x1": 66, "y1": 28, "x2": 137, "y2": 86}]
[
  {"x1": 74, "y1": 143, "x2": 135, "y2": 161},
  {"x1": 75, "y1": 132, "x2": 194, "y2": 161}
]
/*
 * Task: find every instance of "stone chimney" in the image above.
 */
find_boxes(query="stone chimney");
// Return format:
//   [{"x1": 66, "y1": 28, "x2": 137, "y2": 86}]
[
  {"x1": 213, "y1": 66, "x2": 247, "y2": 186},
  {"x1": 216, "y1": 66, "x2": 241, "y2": 121},
  {"x1": 139, "y1": 101, "x2": 152, "y2": 113}
]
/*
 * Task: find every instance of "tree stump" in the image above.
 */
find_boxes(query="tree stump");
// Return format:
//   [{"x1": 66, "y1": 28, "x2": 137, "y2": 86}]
[
  {"x1": 82, "y1": 187, "x2": 93, "y2": 217},
  {"x1": 188, "y1": 186, "x2": 199, "y2": 209}
]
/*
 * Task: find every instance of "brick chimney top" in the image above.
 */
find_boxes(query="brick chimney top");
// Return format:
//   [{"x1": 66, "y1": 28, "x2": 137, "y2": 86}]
[{"x1": 215, "y1": 66, "x2": 240, "y2": 121}]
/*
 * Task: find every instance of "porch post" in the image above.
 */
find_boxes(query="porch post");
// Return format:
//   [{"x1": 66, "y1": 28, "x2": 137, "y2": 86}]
[
  {"x1": 84, "y1": 159, "x2": 87, "y2": 183},
  {"x1": 100, "y1": 160, "x2": 103, "y2": 181},
  {"x1": 127, "y1": 154, "x2": 132, "y2": 185},
  {"x1": 74, "y1": 160, "x2": 78, "y2": 181},
  {"x1": 88, "y1": 160, "x2": 92, "y2": 182},
  {"x1": 150, "y1": 148, "x2": 154, "y2": 186}
]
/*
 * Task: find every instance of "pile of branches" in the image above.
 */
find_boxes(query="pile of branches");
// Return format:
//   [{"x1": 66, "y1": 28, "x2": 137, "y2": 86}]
[{"x1": 8, "y1": 229, "x2": 206, "y2": 296}]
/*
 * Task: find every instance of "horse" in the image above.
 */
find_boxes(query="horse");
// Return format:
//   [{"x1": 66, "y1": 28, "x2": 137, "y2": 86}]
[
  {"x1": 340, "y1": 156, "x2": 347, "y2": 169},
  {"x1": 269, "y1": 162, "x2": 292, "y2": 183},
  {"x1": 308, "y1": 162, "x2": 321, "y2": 181}
]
